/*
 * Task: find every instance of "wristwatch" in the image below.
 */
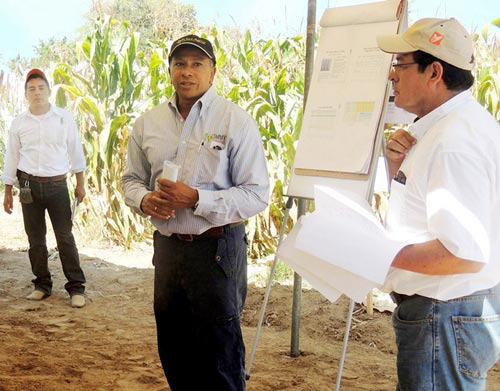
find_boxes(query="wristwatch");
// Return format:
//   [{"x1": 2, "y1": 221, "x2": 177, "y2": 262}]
[{"x1": 192, "y1": 190, "x2": 199, "y2": 210}]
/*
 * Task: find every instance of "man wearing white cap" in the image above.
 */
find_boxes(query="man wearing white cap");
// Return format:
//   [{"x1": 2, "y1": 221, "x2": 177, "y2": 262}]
[{"x1": 377, "y1": 18, "x2": 500, "y2": 390}]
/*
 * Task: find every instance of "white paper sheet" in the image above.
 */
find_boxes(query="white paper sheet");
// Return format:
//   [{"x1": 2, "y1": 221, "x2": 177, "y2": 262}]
[
  {"x1": 320, "y1": 0, "x2": 402, "y2": 27},
  {"x1": 71, "y1": 197, "x2": 78, "y2": 221},
  {"x1": 292, "y1": 20, "x2": 397, "y2": 174},
  {"x1": 277, "y1": 185, "x2": 409, "y2": 302},
  {"x1": 277, "y1": 218, "x2": 343, "y2": 303}
]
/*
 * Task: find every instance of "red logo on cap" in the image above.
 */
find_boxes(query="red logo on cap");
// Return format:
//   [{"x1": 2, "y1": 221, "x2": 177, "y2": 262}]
[{"x1": 429, "y1": 32, "x2": 444, "y2": 46}]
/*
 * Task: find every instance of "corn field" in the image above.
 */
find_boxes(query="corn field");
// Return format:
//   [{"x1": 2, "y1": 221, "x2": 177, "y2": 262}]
[{"x1": 0, "y1": 17, "x2": 499, "y2": 259}]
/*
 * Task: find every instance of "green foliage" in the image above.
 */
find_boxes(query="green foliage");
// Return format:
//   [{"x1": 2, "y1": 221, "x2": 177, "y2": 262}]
[
  {"x1": 47, "y1": 17, "x2": 306, "y2": 255},
  {"x1": 88, "y1": 0, "x2": 198, "y2": 43},
  {"x1": 31, "y1": 37, "x2": 78, "y2": 70},
  {"x1": 472, "y1": 23, "x2": 500, "y2": 122},
  {"x1": 52, "y1": 16, "x2": 172, "y2": 247},
  {"x1": 4, "y1": 12, "x2": 499, "y2": 261},
  {"x1": 205, "y1": 28, "x2": 305, "y2": 257}
]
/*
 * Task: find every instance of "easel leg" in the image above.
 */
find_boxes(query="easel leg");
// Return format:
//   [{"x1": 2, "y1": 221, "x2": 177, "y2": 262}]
[
  {"x1": 245, "y1": 197, "x2": 294, "y2": 380},
  {"x1": 334, "y1": 299, "x2": 355, "y2": 391},
  {"x1": 290, "y1": 197, "x2": 307, "y2": 357}
]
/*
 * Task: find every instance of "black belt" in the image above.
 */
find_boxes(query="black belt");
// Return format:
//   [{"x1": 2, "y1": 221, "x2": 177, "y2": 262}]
[
  {"x1": 174, "y1": 223, "x2": 243, "y2": 242},
  {"x1": 17, "y1": 170, "x2": 66, "y2": 183},
  {"x1": 390, "y1": 292, "x2": 418, "y2": 305}
]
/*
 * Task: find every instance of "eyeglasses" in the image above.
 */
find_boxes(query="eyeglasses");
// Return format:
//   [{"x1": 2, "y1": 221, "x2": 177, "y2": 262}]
[{"x1": 391, "y1": 61, "x2": 419, "y2": 71}]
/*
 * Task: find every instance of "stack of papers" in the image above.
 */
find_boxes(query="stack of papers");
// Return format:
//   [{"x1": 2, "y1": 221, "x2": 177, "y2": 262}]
[{"x1": 277, "y1": 186, "x2": 407, "y2": 303}]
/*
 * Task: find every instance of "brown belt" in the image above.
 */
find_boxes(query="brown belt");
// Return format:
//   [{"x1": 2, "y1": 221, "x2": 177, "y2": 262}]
[
  {"x1": 175, "y1": 223, "x2": 243, "y2": 242},
  {"x1": 17, "y1": 170, "x2": 67, "y2": 183}
]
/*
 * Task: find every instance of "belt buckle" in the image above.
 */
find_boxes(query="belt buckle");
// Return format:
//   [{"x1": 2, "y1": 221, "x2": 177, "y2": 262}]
[{"x1": 177, "y1": 233, "x2": 194, "y2": 242}]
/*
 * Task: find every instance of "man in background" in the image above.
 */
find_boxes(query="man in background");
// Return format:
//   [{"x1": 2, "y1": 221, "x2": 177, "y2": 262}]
[
  {"x1": 2, "y1": 69, "x2": 87, "y2": 308},
  {"x1": 378, "y1": 18, "x2": 500, "y2": 390},
  {"x1": 122, "y1": 35, "x2": 269, "y2": 390}
]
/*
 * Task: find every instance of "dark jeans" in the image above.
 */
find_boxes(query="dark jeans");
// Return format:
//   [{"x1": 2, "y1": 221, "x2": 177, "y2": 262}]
[
  {"x1": 20, "y1": 179, "x2": 85, "y2": 295},
  {"x1": 153, "y1": 224, "x2": 247, "y2": 391}
]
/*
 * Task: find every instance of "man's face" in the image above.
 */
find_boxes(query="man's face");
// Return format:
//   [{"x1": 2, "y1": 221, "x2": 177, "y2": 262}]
[
  {"x1": 25, "y1": 77, "x2": 50, "y2": 112},
  {"x1": 169, "y1": 46, "x2": 216, "y2": 105},
  {"x1": 389, "y1": 53, "x2": 430, "y2": 117}
]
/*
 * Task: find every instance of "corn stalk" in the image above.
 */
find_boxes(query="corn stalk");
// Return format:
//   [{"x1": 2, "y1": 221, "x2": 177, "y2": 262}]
[
  {"x1": 52, "y1": 16, "x2": 171, "y2": 247},
  {"x1": 473, "y1": 19, "x2": 500, "y2": 122}
]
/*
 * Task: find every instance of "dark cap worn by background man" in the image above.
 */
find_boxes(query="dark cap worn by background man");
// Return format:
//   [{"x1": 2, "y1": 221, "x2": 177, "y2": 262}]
[{"x1": 168, "y1": 34, "x2": 216, "y2": 64}]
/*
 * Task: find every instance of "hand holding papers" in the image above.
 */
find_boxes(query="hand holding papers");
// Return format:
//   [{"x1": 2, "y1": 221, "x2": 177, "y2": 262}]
[
  {"x1": 161, "y1": 160, "x2": 179, "y2": 181},
  {"x1": 277, "y1": 185, "x2": 408, "y2": 303},
  {"x1": 156, "y1": 160, "x2": 179, "y2": 191}
]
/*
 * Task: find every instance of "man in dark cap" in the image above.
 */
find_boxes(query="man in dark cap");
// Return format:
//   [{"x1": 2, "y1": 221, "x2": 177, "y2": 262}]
[
  {"x1": 2, "y1": 68, "x2": 87, "y2": 308},
  {"x1": 377, "y1": 18, "x2": 500, "y2": 390},
  {"x1": 123, "y1": 35, "x2": 269, "y2": 390}
]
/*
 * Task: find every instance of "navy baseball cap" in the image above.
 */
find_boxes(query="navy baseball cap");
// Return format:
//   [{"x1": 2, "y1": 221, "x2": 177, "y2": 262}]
[{"x1": 168, "y1": 34, "x2": 216, "y2": 64}]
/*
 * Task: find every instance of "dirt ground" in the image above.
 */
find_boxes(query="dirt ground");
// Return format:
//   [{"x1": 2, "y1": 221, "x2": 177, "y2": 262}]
[{"x1": 1, "y1": 202, "x2": 499, "y2": 391}]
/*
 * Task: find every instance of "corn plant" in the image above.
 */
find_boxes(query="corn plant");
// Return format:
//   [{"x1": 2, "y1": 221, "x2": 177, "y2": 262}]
[
  {"x1": 206, "y1": 28, "x2": 305, "y2": 257},
  {"x1": 473, "y1": 19, "x2": 500, "y2": 123},
  {"x1": 52, "y1": 16, "x2": 172, "y2": 246},
  {"x1": 45, "y1": 18, "x2": 305, "y2": 254},
  {"x1": 9, "y1": 15, "x2": 498, "y2": 259}
]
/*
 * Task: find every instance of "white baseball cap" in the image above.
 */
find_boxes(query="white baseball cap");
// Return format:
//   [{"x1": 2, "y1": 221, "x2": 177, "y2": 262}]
[{"x1": 377, "y1": 18, "x2": 474, "y2": 70}]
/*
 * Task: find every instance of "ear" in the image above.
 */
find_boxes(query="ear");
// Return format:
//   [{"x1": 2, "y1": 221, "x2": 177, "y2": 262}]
[
  {"x1": 429, "y1": 62, "x2": 443, "y2": 80},
  {"x1": 209, "y1": 66, "x2": 216, "y2": 84}
]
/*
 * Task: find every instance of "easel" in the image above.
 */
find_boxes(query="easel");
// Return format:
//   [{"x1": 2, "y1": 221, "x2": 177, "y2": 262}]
[
  {"x1": 246, "y1": 0, "x2": 407, "y2": 389},
  {"x1": 246, "y1": 120, "x2": 387, "y2": 389}
]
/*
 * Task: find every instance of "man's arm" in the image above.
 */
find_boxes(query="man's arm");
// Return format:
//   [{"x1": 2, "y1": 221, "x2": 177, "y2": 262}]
[
  {"x1": 392, "y1": 239, "x2": 484, "y2": 275},
  {"x1": 74, "y1": 171, "x2": 86, "y2": 203},
  {"x1": 122, "y1": 117, "x2": 153, "y2": 216},
  {"x1": 3, "y1": 185, "x2": 14, "y2": 214}
]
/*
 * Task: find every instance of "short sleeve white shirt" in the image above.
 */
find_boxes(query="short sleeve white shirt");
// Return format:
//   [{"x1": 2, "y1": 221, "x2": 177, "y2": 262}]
[{"x1": 383, "y1": 90, "x2": 500, "y2": 300}]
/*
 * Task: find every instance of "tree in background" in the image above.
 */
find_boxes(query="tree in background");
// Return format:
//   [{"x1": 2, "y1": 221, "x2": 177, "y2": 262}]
[
  {"x1": 30, "y1": 37, "x2": 78, "y2": 71},
  {"x1": 88, "y1": 0, "x2": 198, "y2": 44}
]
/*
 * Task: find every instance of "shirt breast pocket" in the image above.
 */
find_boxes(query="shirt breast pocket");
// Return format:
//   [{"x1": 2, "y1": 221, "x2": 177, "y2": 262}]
[
  {"x1": 387, "y1": 180, "x2": 409, "y2": 230},
  {"x1": 195, "y1": 144, "x2": 228, "y2": 185},
  {"x1": 18, "y1": 125, "x2": 40, "y2": 147},
  {"x1": 44, "y1": 123, "x2": 66, "y2": 145}
]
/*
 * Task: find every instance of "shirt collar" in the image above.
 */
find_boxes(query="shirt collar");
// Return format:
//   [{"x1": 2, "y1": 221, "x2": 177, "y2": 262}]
[
  {"x1": 409, "y1": 89, "x2": 472, "y2": 141},
  {"x1": 168, "y1": 85, "x2": 217, "y2": 116},
  {"x1": 25, "y1": 104, "x2": 61, "y2": 119}
]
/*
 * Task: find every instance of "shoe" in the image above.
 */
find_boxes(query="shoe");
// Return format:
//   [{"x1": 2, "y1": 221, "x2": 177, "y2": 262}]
[
  {"x1": 26, "y1": 290, "x2": 49, "y2": 301},
  {"x1": 71, "y1": 294, "x2": 85, "y2": 308}
]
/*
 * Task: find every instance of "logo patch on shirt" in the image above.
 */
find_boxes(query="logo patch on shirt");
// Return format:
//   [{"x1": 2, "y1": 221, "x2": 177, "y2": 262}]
[{"x1": 205, "y1": 133, "x2": 226, "y2": 150}]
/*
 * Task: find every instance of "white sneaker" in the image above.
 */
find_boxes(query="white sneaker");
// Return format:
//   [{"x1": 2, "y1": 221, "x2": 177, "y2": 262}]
[
  {"x1": 71, "y1": 294, "x2": 86, "y2": 308},
  {"x1": 26, "y1": 290, "x2": 49, "y2": 301}
]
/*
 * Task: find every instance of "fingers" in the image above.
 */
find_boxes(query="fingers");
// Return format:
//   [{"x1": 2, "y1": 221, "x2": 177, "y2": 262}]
[
  {"x1": 156, "y1": 179, "x2": 198, "y2": 209},
  {"x1": 141, "y1": 192, "x2": 174, "y2": 220},
  {"x1": 3, "y1": 195, "x2": 13, "y2": 214},
  {"x1": 152, "y1": 204, "x2": 175, "y2": 220},
  {"x1": 387, "y1": 130, "x2": 417, "y2": 158}
]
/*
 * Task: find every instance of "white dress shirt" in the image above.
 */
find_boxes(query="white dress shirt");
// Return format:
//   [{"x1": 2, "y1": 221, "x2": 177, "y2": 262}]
[
  {"x1": 383, "y1": 90, "x2": 500, "y2": 300},
  {"x1": 2, "y1": 105, "x2": 86, "y2": 185}
]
